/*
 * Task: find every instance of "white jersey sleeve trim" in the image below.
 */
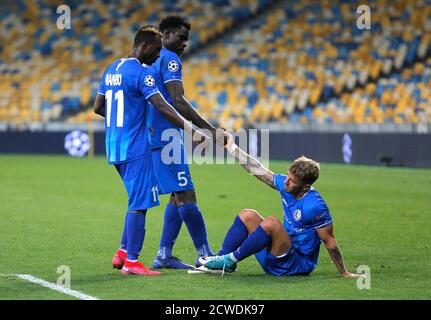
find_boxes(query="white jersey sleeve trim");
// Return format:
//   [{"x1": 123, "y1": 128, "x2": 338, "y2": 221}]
[
  {"x1": 115, "y1": 58, "x2": 127, "y2": 71},
  {"x1": 145, "y1": 91, "x2": 160, "y2": 100},
  {"x1": 275, "y1": 252, "x2": 289, "y2": 259},
  {"x1": 164, "y1": 78, "x2": 182, "y2": 84},
  {"x1": 314, "y1": 219, "x2": 333, "y2": 230},
  {"x1": 97, "y1": 92, "x2": 105, "y2": 96}
]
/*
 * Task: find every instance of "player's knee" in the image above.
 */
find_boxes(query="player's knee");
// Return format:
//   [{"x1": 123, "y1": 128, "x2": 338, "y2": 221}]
[
  {"x1": 239, "y1": 209, "x2": 261, "y2": 223},
  {"x1": 260, "y1": 216, "x2": 282, "y2": 233}
]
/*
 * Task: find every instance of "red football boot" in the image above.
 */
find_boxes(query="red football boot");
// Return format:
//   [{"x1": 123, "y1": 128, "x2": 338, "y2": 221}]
[
  {"x1": 112, "y1": 249, "x2": 127, "y2": 269},
  {"x1": 121, "y1": 260, "x2": 161, "y2": 276}
]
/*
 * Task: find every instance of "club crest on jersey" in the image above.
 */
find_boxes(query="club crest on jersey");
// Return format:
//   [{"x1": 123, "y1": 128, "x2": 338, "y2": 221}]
[
  {"x1": 144, "y1": 75, "x2": 155, "y2": 86},
  {"x1": 167, "y1": 60, "x2": 179, "y2": 72},
  {"x1": 293, "y1": 209, "x2": 302, "y2": 221}
]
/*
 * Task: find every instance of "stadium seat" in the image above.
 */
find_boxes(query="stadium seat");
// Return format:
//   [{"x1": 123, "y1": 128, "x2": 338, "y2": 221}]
[{"x1": 1, "y1": 0, "x2": 430, "y2": 127}]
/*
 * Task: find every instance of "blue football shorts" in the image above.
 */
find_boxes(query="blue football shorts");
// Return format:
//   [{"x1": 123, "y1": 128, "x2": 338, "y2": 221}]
[
  {"x1": 255, "y1": 246, "x2": 317, "y2": 276},
  {"x1": 114, "y1": 155, "x2": 160, "y2": 211},
  {"x1": 151, "y1": 145, "x2": 194, "y2": 195}
]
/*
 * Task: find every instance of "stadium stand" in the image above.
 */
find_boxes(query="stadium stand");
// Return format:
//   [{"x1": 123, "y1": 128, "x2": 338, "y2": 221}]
[
  {"x1": 0, "y1": 0, "x2": 430, "y2": 130},
  {"x1": 179, "y1": 0, "x2": 431, "y2": 129},
  {"x1": 0, "y1": 0, "x2": 274, "y2": 127},
  {"x1": 311, "y1": 58, "x2": 431, "y2": 124}
]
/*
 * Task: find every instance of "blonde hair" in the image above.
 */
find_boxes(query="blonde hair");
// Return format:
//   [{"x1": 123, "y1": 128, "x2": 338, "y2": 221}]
[
  {"x1": 133, "y1": 25, "x2": 163, "y2": 48},
  {"x1": 289, "y1": 156, "x2": 320, "y2": 185},
  {"x1": 139, "y1": 26, "x2": 163, "y2": 37}
]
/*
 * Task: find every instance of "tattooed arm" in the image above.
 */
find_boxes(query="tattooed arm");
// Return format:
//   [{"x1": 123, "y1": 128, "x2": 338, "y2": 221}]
[
  {"x1": 224, "y1": 132, "x2": 276, "y2": 189},
  {"x1": 317, "y1": 224, "x2": 365, "y2": 278}
]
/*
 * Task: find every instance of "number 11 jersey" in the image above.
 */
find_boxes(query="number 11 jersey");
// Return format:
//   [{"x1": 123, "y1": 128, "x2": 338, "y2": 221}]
[{"x1": 97, "y1": 57, "x2": 160, "y2": 164}]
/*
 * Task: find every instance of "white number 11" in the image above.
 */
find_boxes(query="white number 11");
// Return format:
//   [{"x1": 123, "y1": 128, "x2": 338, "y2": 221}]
[
  {"x1": 151, "y1": 186, "x2": 159, "y2": 202},
  {"x1": 105, "y1": 89, "x2": 124, "y2": 127}
]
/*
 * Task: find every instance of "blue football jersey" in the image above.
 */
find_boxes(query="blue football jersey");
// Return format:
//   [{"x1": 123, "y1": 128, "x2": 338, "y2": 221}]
[
  {"x1": 274, "y1": 174, "x2": 333, "y2": 262},
  {"x1": 148, "y1": 48, "x2": 183, "y2": 149},
  {"x1": 98, "y1": 58, "x2": 160, "y2": 164}
]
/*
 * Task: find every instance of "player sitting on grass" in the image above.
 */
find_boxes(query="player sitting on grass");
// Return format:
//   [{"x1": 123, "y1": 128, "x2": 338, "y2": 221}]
[
  {"x1": 94, "y1": 26, "x2": 206, "y2": 276},
  {"x1": 199, "y1": 133, "x2": 365, "y2": 278}
]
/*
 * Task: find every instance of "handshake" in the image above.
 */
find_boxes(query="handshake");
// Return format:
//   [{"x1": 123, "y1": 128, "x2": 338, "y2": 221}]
[{"x1": 193, "y1": 128, "x2": 238, "y2": 154}]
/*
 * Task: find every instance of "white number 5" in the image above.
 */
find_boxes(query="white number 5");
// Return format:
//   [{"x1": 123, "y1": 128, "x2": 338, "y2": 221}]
[{"x1": 178, "y1": 171, "x2": 188, "y2": 187}]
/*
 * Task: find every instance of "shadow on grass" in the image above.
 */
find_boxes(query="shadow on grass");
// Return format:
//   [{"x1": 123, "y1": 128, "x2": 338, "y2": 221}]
[{"x1": 70, "y1": 269, "x2": 339, "y2": 286}]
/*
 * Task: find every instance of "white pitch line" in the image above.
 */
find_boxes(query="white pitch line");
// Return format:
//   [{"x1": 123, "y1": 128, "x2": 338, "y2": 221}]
[{"x1": 1, "y1": 274, "x2": 100, "y2": 300}]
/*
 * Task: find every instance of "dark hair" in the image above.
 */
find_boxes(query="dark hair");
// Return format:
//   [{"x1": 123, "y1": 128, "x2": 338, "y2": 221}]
[
  {"x1": 159, "y1": 15, "x2": 191, "y2": 32},
  {"x1": 133, "y1": 25, "x2": 163, "y2": 48}
]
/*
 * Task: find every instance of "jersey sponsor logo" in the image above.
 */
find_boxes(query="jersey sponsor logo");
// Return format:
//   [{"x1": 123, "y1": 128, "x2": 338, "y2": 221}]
[
  {"x1": 167, "y1": 60, "x2": 179, "y2": 72},
  {"x1": 293, "y1": 209, "x2": 302, "y2": 221},
  {"x1": 145, "y1": 75, "x2": 155, "y2": 87},
  {"x1": 105, "y1": 73, "x2": 122, "y2": 86}
]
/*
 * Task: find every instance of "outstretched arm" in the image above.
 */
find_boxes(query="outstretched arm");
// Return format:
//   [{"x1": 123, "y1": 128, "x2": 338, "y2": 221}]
[
  {"x1": 93, "y1": 91, "x2": 204, "y2": 138},
  {"x1": 149, "y1": 93, "x2": 203, "y2": 137},
  {"x1": 317, "y1": 224, "x2": 366, "y2": 278},
  {"x1": 225, "y1": 133, "x2": 276, "y2": 189},
  {"x1": 166, "y1": 81, "x2": 218, "y2": 138}
]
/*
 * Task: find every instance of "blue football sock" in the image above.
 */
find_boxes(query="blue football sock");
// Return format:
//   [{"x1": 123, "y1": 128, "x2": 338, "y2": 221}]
[
  {"x1": 177, "y1": 203, "x2": 213, "y2": 257},
  {"x1": 126, "y1": 210, "x2": 147, "y2": 261},
  {"x1": 233, "y1": 225, "x2": 270, "y2": 262},
  {"x1": 217, "y1": 215, "x2": 249, "y2": 256},
  {"x1": 119, "y1": 212, "x2": 128, "y2": 251},
  {"x1": 157, "y1": 204, "x2": 182, "y2": 259},
  {"x1": 196, "y1": 243, "x2": 212, "y2": 258}
]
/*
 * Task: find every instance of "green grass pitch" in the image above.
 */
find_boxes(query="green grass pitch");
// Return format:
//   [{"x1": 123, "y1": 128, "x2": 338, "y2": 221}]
[{"x1": 0, "y1": 155, "x2": 430, "y2": 300}]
